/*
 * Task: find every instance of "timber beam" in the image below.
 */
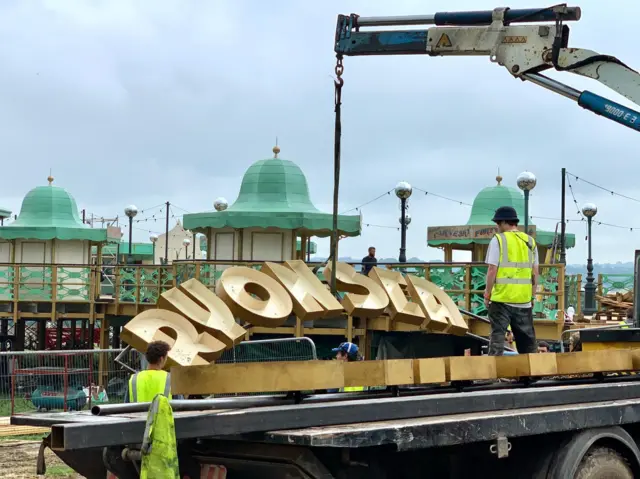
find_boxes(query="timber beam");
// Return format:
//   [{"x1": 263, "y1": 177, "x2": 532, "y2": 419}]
[{"x1": 170, "y1": 350, "x2": 640, "y2": 396}]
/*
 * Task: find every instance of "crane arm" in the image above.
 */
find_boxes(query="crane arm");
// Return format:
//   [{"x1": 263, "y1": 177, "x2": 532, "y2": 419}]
[{"x1": 334, "y1": 5, "x2": 640, "y2": 132}]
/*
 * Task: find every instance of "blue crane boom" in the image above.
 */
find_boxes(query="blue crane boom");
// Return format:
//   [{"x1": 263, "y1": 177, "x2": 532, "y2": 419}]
[{"x1": 334, "y1": 5, "x2": 640, "y2": 132}]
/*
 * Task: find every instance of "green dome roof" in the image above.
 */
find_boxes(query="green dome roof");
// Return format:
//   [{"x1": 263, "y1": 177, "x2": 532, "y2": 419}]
[
  {"x1": 0, "y1": 178, "x2": 112, "y2": 242},
  {"x1": 228, "y1": 156, "x2": 317, "y2": 212},
  {"x1": 183, "y1": 147, "x2": 361, "y2": 237},
  {"x1": 427, "y1": 175, "x2": 576, "y2": 249},
  {"x1": 12, "y1": 185, "x2": 85, "y2": 228},
  {"x1": 466, "y1": 175, "x2": 525, "y2": 225}
]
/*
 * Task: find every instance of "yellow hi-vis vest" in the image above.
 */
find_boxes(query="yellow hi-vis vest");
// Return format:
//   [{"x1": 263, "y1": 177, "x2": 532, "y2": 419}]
[
  {"x1": 343, "y1": 386, "x2": 365, "y2": 392},
  {"x1": 140, "y1": 394, "x2": 179, "y2": 479},
  {"x1": 129, "y1": 370, "x2": 172, "y2": 403},
  {"x1": 491, "y1": 232, "x2": 536, "y2": 304}
]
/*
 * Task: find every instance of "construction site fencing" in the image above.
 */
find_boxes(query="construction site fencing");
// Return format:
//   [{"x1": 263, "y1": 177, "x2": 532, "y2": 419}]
[
  {"x1": 0, "y1": 348, "x2": 141, "y2": 416},
  {"x1": 2, "y1": 338, "x2": 318, "y2": 413}
]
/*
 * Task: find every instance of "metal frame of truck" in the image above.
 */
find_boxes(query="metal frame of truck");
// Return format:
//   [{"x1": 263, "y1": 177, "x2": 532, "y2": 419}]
[{"x1": 14, "y1": 377, "x2": 640, "y2": 478}]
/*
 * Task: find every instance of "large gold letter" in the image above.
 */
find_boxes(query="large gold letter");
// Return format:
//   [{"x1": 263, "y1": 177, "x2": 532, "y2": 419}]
[
  {"x1": 324, "y1": 262, "x2": 389, "y2": 318},
  {"x1": 121, "y1": 309, "x2": 227, "y2": 366},
  {"x1": 217, "y1": 266, "x2": 293, "y2": 327},
  {"x1": 370, "y1": 267, "x2": 425, "y2": 325},
  {"x1": 261, "y1": 261, "x2": 344, "y2": 321},
  {"x1": 405, "y1": 274, "x2": 468, "y2": 335},
  {"x1": 157, "y1": 278, "x2": 246, "y2": 347}
]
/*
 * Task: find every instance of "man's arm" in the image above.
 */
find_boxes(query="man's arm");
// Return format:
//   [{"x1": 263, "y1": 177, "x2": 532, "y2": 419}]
[
  {"x1": 532, "y1": 247, "x2": 539, "y2": 291},
  {"x1": 486, "y1": 265, "x2": 498, "y2": 294},
  {"x1": 484, "y1": 237, "x2": 500, "y2": 303}
]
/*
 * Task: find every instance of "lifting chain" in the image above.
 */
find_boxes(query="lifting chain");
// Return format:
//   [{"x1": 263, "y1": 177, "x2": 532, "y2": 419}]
[{"x1": 329, "y1": 54, "x2": 345, "y2": 295}]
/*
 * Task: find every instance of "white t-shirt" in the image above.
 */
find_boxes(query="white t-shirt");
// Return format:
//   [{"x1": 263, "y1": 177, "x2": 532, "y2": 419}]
[{"x1": 485, "y1": 235, "x2": 538, "y2": 308}]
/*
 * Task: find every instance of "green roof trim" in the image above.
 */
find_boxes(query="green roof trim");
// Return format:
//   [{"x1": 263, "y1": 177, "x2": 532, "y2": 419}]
[
  {"x1": 0, "y1": 208, "x2": 11, "y2": 219},
  {"x1": 0, "y1": 183, "x2": 112, "y2": 242},
  {"x1": 184, "y1": 155, "x2": 361, "y2": 237},
  {"x1": 428, "y1": 231, "x2": 576, "y2": 248},
  {"x1": 427, "y1": 177, "x2": 576, "y2": 249}
]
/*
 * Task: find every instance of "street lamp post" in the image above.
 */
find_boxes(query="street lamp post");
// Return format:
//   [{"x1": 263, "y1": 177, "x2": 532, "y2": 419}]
[
  {"x1": 183, "y1": 238, "x2": 191, "y2": 260},
  {"x1": 124, "y1": 205, "x2": 138, "y2": 264},
  {"x1": 150, "y1": 234, "x2": 158, "y2": 264},
  {"x1": 582, "y1": 203, "x2": 598, "y2": 316},
  {"x1": 516, "y1": 171, "x2": 537, "y2": 233},
  {"x1": 395, "y1": 181, "x2": 412, "y2": 263}
]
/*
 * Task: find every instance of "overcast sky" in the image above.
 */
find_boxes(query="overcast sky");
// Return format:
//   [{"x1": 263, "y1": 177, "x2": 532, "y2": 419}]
[{"x1": 0, "y1": 0, "x2": 638, "y2": 264}]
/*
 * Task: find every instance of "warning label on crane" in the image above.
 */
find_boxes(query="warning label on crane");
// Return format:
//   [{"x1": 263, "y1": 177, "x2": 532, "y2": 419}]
[{"x1": 435, "y1": 33, "x2": 452, "y2": 48}]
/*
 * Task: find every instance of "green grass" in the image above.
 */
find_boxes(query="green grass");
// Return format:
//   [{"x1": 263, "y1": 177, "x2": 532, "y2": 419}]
[
  {"x1": 45, "y1": 464, "x2": 76, "y2": 477},
  {"x1": 0, "y1": 433, "x2": 47, "y2": 441},
  {"x1": 0, "y1": 397, "x2": 35, "y2": 417}
]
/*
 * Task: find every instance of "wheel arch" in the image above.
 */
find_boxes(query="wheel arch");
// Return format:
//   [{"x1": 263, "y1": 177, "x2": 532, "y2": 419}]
[{"x1": 547, "y1": 426, "x2": 640, "y2": 479}]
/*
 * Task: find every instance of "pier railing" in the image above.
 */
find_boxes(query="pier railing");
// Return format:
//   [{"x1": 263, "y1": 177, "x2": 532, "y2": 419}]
[{"x1": 0, "y1": 261, "x2": 567, "y2": 320}]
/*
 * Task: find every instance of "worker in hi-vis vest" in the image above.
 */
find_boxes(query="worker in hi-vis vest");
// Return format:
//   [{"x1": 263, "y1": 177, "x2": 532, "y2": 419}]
[
  {"x1": 125, "y1": 340, "x2": 172, "y2": 403},
  {"x1": 483, "y1": 206, "x2": 539, "y2": 356},
  {"x1": 333, "y1": 342, "x2": 365, "y2": 392}
]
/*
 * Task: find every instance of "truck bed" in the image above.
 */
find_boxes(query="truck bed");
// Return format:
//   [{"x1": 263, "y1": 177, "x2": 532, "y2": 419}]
[{"x1": 12, "y1": 378, "x2": 640, "y2": 452}]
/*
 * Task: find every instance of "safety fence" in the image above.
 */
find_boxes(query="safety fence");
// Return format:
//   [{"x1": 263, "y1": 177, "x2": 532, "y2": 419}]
[
  {"x1": 0, "y1": 348, "x2": 138, "y2": 416},
  {"x1": 3, "y1": 338, "x2": 318, "y2": 415}
]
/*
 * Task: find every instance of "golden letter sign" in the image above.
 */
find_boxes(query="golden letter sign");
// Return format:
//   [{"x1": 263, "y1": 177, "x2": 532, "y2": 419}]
[{"x1": 121, "y1": 261, "x2": 468, "y2": 367}]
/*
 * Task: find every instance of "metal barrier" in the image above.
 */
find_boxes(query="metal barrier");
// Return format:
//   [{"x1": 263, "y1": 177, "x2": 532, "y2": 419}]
[
  {"x1": 217, "y1": 337, "x2": 317, "y2": 364},
  {"x1": 1, "y1": 348, "x2": 140, "y2": 416},
  {"x1": 559, "y1": 324, "x2": 632, "y2": 352}
]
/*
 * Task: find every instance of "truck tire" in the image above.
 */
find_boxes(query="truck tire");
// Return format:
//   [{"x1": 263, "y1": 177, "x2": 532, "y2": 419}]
[{"x1": 575, "y1": 447, "x2": 633, "y2": 479}]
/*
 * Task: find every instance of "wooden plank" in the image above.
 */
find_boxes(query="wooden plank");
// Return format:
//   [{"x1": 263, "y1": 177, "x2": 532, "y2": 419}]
[
  {"x1": 556, "y1": 350, "x2": 633, "y2": 375},
  {"x1": 445, "y1": 356, "x2": 496, "y2": 381},
  {"x1": 344, "y1": 360, "x2": 414, "y2": 388},
  {"x1": 171, "y1": 360, "x2": 344, "y2": 395},
  {"x1": 413, "y1": 358, "x2": 447, "y2": 385},
  {"x1": 583, "y1": 342, "x2": 640, "y2": 351},
  {"x1": 495, "y1": 354, "x2": 558, "y2": 378}
]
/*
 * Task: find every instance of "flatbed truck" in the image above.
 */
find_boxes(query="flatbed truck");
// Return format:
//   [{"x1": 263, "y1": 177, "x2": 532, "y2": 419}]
[{"x1": 14, "y1": 376, "x2": 640, "y2": 478}]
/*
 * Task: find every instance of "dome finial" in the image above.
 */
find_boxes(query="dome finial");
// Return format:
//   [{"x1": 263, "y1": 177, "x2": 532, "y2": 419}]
[
  {"x1": 47, "y1": 169, "x2": 54, "y2": 185},
  {"x1": 273, "y1": 138, "x2": 280, "y2": 158},
  {"x1": 496, "y1": 167, "x2": 502, "y2": 185}
]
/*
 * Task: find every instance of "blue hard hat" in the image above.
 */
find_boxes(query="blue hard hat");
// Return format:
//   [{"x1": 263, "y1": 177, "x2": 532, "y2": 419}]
[{"x1": 332, "y1": 342, "x2": 359, "y2": 356}]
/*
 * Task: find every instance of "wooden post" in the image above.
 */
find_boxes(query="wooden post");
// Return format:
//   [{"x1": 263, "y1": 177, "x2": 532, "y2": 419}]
[
  {"x1": 135, "y1": 267, "x2": 142, "y2": 315},
  {"x1": 464, "y1": 265, "x2": 472, "y2": 311},
  {"x1": 444, "y1": 244, "x2": 453, "y2": 262},
  {"x1": 51, "y1": 265, "x2": 58, "y2": 324},
  {"x1": 206, "y1": 228, "x2": 213, "y2": 260},
  {"x1": 557, "y1": 264, "x2": 566, "y2": 321},
  {"x1": 295, "y1": 317, "x2": 304, "y2": 337},
  {"x1": 11, "y1": 240, "x2": 18, "y2": 323},
  {"x1": 98, "y1": 318, "x2": 109, "y2": 387},
  {"x1": 300, "y1": 235, "x2": 307, "y2": 261},
  {"x1": 576, "y1": 273, "x2": 583, "y2": 316},
  {"x1": 291, "y1": 230, "x2": 297, "y2": 261},
  {"x1": 347, "y1": 315, "x2": 353, "y2": 343},
  {"x1": 237, "y1": 229, "x2": 243, "y2": 261}
]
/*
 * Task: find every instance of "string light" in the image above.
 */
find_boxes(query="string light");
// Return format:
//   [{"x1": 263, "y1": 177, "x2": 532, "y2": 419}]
[
  {"x1": 341, "y1": 189, "x2": 393, "y2": 214},
  {"x1": 364, "y1": 223, "x2": 400, "y2": 230},
  {"x1": 567, "y1": 172, "x2": 640, "y2": 204}
]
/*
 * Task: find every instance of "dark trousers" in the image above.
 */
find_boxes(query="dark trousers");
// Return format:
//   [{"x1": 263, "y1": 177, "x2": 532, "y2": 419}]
[{"x1": 488, "y1": 302, "x2": 537, "y2": 355}]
